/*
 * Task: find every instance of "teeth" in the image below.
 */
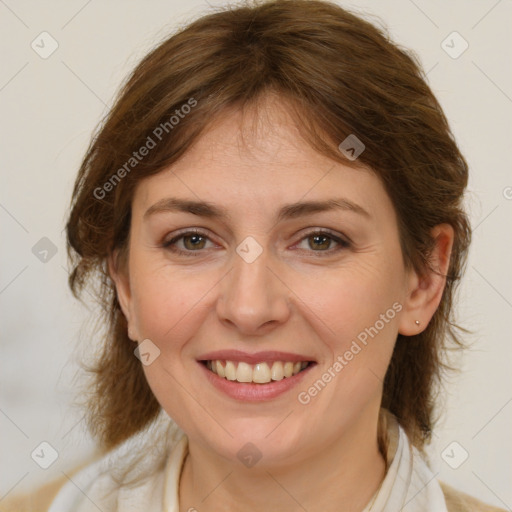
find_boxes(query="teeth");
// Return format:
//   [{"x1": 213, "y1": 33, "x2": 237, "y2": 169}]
[
  {"x1": 205, "y1": 360, "x2": 310, "y2": 384},
  {"x1": 236, "y1": 362, "x2": 254, "y2": 383},
  {"x1": 215, "y1": 360, "x2": 225, "y2": 378},
  {"x1": 271, "y1": 361, "x2": 284, "y2": 381},
  {"x1": 253, "y1": 362, "x2": 271, "y2": 383},
  {"x1": 225, "y1": 361, "x2": 237, "y2": 381}
]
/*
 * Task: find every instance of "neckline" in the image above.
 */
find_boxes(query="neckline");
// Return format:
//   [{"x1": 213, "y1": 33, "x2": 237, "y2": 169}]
[{"x1": 164, "y1": 410, "x2": 402, "y2": 512}]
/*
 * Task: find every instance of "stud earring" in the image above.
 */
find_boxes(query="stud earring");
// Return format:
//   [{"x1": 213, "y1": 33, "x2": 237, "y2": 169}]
[{"x1": 415, "y1": 320, "x2": 420, "y2": 326}]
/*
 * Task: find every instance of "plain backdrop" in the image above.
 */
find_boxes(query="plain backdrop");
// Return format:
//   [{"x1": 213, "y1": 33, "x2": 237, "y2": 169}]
[{"x1": 1, "y1": 0, "x2": 511, "y2": 508}]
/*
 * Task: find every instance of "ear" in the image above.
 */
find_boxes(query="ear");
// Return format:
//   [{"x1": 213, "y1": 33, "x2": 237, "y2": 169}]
[
  {"x1": 108, "y1": 249, "x2": 140, "y2": 341},
  {"x1": 398, "y1": 224, "x2": 454, "y2": 336}
]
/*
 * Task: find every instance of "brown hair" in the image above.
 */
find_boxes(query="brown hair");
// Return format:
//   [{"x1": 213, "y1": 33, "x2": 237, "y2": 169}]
[{"x1": 66, "y1": 0, "x2": 471, "y2": 452}]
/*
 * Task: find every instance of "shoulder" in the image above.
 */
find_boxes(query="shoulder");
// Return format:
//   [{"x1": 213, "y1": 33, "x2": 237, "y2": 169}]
[
  {"x1": 440, "y1": 481, "x2": 507, "y2": 512},
  {"x1": 0, "y1": 453, "x2": 102, "y2": 512},
  {"x1": 0, "y1": 475, "x2": 68, "y2": 512},
  {"x1": 15, "y1": 417, "x2": 186, "y2": 511}
]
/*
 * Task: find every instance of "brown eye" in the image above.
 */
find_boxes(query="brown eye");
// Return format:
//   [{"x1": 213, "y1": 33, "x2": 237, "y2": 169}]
[
  {"x1": 182, "y1": 234, "x2": 207, "y2": 250},
  {"x1": 162, "y1": 230, "x2": 214, "y2": 255},
  {"x1": 308, "y1": 234, "x2": 332, "y2": 251},
  {"x1": 295, "y1": 230, "x2": 350, "y2": 256}
]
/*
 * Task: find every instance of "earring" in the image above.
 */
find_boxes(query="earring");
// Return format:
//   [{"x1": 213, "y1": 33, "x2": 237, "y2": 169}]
[{"x1": 415, "y1": 320, "x2": 420, "y2": 326}]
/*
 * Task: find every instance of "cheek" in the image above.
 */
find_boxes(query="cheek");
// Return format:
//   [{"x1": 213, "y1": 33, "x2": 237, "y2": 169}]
[
  {"x1": 291, "y1": 260, "x2": 402, "y2": 407},
  {"x1": 294, "y1": 260, "x2": 402, "y2": 341},
  {"x1": 130, "y1": 266, "x2": 210, "y2": 342},
  {"x1": 295, "y1": 270, "x2": 400, "y2": 417}
]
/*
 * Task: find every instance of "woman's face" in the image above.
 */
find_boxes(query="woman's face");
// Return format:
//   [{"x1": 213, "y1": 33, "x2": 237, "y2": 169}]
[{"x1": 114, "y1": 98, "x2": 421, "y2": 467}]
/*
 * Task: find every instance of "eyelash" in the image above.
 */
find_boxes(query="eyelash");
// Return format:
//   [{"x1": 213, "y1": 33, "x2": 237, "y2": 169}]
[{"x1": 161, "y1": 228, "x2": 351, "y2": 257}]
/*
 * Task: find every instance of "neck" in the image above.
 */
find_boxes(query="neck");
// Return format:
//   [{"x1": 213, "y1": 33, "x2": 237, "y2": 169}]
[{"x1": 178, "y1": 407, "x2": 387, "y2": 512}]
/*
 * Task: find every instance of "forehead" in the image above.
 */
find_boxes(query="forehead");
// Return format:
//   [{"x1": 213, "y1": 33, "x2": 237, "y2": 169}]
[{"x1": 132, "y1": 97, "x2": 393, "y2": 223}]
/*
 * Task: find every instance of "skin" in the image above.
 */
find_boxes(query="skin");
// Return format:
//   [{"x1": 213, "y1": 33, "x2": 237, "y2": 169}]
[{"x1": 110, "y1": 94, "x2": 453, "y2": 512}]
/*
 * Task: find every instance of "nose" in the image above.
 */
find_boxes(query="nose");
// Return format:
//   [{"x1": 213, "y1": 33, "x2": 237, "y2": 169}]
[{"x1": 216, "y1": 244, "x2": 291, "y2": 335}]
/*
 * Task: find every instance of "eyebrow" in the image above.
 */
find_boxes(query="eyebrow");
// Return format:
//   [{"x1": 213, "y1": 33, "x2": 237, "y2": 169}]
[{"x1": 143, "y1": 197, "x2": 371, "y2": 222}]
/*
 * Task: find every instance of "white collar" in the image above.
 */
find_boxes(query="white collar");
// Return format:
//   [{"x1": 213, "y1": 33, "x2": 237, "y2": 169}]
[
  {"x1": 49, "y1": 410, "x2": 447, "y2": 512},
  {"x1": 362, "y1": 413, "x2": 448, "y2": 511}
]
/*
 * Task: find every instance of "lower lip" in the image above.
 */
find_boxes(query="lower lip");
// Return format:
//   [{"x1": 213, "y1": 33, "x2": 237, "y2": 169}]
[{"x1": 198, "y1": 361, "x2": 315, "y2": 402}]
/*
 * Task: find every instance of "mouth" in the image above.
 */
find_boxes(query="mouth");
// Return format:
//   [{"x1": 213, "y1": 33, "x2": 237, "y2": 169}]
[
  {"x1": 200, "y1": 359, "x2": 315, "y2": 384},
  {"x1": 196, "y1": 350, "x2": 318, "y2": 401}
]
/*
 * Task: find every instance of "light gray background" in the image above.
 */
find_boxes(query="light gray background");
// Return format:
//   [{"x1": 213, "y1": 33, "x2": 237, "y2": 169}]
[{"x1": 1, "y1": 0, "x2": 511, "y2": 508}]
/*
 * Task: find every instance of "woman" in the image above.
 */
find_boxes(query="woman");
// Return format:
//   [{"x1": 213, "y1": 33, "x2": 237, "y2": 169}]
[{"x1": 12, "y1": 0, "x2": 504, "y2": 510}]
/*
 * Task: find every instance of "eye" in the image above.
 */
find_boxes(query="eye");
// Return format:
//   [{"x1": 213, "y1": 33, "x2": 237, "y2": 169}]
[
  {"x1": 162, "y1": 229, "x2": 215, "y2": 255},
  {"x1": 294, "y1": 230, "x2": 351, "y2": 255},
  {"x1": 162, "y1": 228, "x2": 351, "y2": 257}
]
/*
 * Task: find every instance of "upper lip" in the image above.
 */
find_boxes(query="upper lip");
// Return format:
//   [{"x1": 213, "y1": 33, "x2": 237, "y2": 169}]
[{"x1": 197, "y1": 350, "x2": 316, "y2": 365}]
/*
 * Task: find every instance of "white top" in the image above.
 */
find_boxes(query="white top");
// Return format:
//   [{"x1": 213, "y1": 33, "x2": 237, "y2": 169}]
[{"x1": 49, "y1": 411, "x2": 447, "y2": 512}]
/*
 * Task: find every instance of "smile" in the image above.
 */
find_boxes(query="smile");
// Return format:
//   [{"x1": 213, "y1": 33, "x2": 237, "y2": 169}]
[
  {"x1": 196, "y1": 350, "x2": 317, "y2": 401},
  {"x1": 203, "y1": 360, "x2": 312, "y2": 384}
]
